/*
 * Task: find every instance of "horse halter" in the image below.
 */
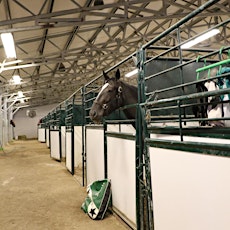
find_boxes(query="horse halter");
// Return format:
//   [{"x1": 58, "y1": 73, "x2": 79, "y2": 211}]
[{"x1": 95, "y1": 85, "x2": 122, "y2": 110}]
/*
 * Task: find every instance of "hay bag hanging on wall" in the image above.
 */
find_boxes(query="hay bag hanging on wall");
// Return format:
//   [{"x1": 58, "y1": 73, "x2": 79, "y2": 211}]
[{"x1": 82, "y1": 179, "x2": 111, "y2": 220}]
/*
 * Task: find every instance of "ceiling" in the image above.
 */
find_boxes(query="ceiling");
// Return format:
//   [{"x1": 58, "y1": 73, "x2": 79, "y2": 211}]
[{"x1": 0, "y1": 0, "x2": 229, "y2": 109}]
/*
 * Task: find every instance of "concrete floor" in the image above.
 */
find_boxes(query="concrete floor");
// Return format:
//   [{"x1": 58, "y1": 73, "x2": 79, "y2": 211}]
[{"x1": 0, "y1": 140, "x2": 129, "y2": 230}]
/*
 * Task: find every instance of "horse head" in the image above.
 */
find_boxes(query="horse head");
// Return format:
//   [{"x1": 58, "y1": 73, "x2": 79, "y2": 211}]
[{"x1": 89, "y1": 69, "x2": 123, "y2": 123}]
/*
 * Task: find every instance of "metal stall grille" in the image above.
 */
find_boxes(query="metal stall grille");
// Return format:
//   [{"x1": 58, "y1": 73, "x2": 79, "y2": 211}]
[
  {"x1": 50, "y1": 105, "x2": 66, "y2": 161},
  {"x1": 135, "y1": 1, "x2": 230, "y2": 229},
  {"x1": 65, "y1": 90, "x2": 84, "y2": 184},
  {"x1": 38, "y1": 117, "x2": 46, "y2": 142}
]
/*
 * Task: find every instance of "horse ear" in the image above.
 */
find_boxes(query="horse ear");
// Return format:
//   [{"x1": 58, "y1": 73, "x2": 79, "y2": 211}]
[
  {"x1": 103, "y1": 71, "x2": 109, "y2": 81},
  {"x1": 115, "y1": 69, "x2": 120, "y2": 80}
]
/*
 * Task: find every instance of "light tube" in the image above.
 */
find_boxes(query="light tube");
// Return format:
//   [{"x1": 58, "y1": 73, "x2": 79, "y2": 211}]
[
  {"x1": 1, "y1": 33, "x2": 17, "y2": 58},
  {"x1": 17, "y1": 91, "x2": 25, "y2": 103},
  {"x1": 125, "y1": 68, "x2": 138, "y2": 78},
  {"x1": 181, "y1": 29, "x2": 220, "y2": 49},
  {"x1": 17, "y1": 91, "x2": 24, "y2": 98},
  {"x1": 12, "y1": 75, "x2": 21, "y2": 84}
]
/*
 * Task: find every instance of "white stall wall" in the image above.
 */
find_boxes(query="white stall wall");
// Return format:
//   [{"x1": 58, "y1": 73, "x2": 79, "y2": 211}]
[
  {"x1": 150, "y1": 148, "x2": 230, "y2": 230},
  {"x1": 50, "y1": 131, "x2": 61, "y2": 160},
  {"x1": 14, "y1": 103, "x2": 57, "y2": 139},
  {"x1": 61, "y1": 126, "x2": 66, "y2": 158},
  {"x1": 86, "y1": 124, "x2": 136, "y2": 228},
  {"x1": 38, "y1": 128, "x2": 46, "y2": 142},
  {"x1": 107, "y1": 137, "x2": 136, "y2": 227},
  {"x1": 74, "y1": 126, "x2": 82, "y2": 168},
  {"x1": 46, "y1": 129, "x2": 50, "y2": 148},
  {"x1": 66, "y1": 132, "x2": 73, "y2": 173},
  {"x1": 86, "y1": 127, "x2": 104, "y2": 185}
]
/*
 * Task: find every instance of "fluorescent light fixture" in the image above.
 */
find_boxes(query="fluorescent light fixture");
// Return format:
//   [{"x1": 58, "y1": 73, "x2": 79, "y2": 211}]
[
  {"x1": 17, "y1": 91, "x2": 25, "y2": 103},
  {"x1": 12, "y1": 74, "x2": 21, "y2": 84},
  {"x1": 181, "y1": 29, "x2": 220, "y2": 49},
  {"x1": 17, "y1": 91, "x2": 24, "y2": 98},
  {"x1": 125, "y1": 68, "x2": 139, "y2": 78},
  {"x1": 1, "y1": 33, "x2": 17, "y2": 58}
]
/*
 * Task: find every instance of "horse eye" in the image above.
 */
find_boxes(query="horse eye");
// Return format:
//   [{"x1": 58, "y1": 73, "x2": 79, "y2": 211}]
[{"x1": 103, "y1": 104, "x2": 108, "y2": 110}]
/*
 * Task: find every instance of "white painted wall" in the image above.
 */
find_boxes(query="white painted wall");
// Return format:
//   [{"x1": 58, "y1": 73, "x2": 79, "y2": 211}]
[
  {"x1": 74, "y1": 126, "x2": 82, "y2": 168},
  {"x1": 13, "y1": 103, "x2": 57, "y2": 139},
  {"x1": 107, "y1": 137, "x2": 136, "y2": 227},
  {"x1": 38, "y1": 128, "x2": 46, "y2": 142},
  {"x1": 150, "y1": 147, "x2": 230, "y2": 230}
]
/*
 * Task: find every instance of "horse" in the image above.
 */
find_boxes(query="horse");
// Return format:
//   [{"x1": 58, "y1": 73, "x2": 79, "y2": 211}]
[
  {"x1": 89, "y1": 69, "x2": 138, "y2": 124},
  {"x1": 194, "y1": 67, "x2": 230, "y2": 127}
]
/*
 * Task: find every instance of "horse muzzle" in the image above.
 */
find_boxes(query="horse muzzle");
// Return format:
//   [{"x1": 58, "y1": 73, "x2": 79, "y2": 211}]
[{"x1": 89, "y1": 109, "x2": 102, "y2": 123}]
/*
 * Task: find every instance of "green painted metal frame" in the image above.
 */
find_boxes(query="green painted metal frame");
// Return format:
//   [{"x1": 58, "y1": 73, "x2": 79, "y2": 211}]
[
  {"x1": 196, "y1": 59, "x2": 230, "y2": 79},
  {"x1": 64, "y1": 89, "x2": 85, "y2": 176},
  {"x1": 136, "y1": 47, "x2": 154, "y2": 230},
  {"x1": 80, "y1": 1, "x2": 225, "y2": 229},
  {"x1": 39, "y1": 0, "x2": 229, "y2": 228},
  {"x1": 196, "y1": 59, "x2": 230, "y2": 73},
  {"x1": 135, "y1": 1, "x2": 229, "y2": 229},
  {"x1": 48, "y1": 105, "x2": 66, "y2": 162}
]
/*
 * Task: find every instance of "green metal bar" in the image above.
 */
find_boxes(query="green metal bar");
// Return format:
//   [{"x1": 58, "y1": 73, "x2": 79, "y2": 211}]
[
  {"x1": 105, "y1": 131, "x2": 136, "y2": 141},
  {"x1": 136, "y1": 49, "x2": 143, "y2": 230},
  {"x1": 59, "y1": 130, "x2": 62, "y2": 160},
  {"x1": 147, "y1": 126, "x2": 230, "y2": 139},
  {"x1": 104, "y1": 122, "x2": 108, "y2": 179},
  {"x1": 71, "y1": 124, "x2": 75, "y2": 175},
  {"x1": 196, "y1": 59, "x2": 230, "y2": 73},
  {"x1": 144, "y1": 46, "x2": 230, "y2": 82},
  {"x1": 138, "y1": 46, "x2": 155, "y2": 229},
  {"x1": 81, "y1": 86, "x2": 86, "y2": 186},
  {"x1": 177, "y1": 100, "x2": 183, "y2": 142},
  {"x1": 149, "y1": 116, "x2": 230, "y2": 125},
  {"x1": 144, "y1": 87, "x2": 230, "y2": 108},
  {"x1": 140, "y1": 104, "x2": 154, "y2": 230},
  {"x1": 104, "y1": 119, "x2": 135, "y2": 125}
]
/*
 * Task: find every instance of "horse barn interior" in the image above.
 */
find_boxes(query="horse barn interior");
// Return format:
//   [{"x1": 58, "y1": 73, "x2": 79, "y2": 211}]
[{"x1": 1, "y1": 0, "x2": 230, "y2": 229}]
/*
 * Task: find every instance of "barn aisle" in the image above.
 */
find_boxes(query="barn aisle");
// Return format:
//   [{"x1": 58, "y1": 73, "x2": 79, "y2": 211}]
[{"x1": 0, "y1": 140, "x2": 128, "y2": 230}]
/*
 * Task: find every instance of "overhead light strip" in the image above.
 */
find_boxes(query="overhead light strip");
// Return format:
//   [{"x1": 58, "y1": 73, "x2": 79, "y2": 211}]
[
  {"x1": 125, "y1": 68, "x2": 139, "y2": 78},
  {"x1": 0, "y1": 33, "x2": 17, "y2": 58},
  {"x1": 181, "y1": 29, "x2": 220, "y2": 49},
  {"x1": 12, "y1": 75, "x2": 21, "y2": 85}
]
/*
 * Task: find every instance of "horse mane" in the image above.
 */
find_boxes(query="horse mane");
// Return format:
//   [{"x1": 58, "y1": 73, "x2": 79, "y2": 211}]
[
  {"x1": 117, "y1": 80, "x2": 138, "y2": 121},
  {"x1": 120, "y1": 80, "x2": 138, "y2": 102}
]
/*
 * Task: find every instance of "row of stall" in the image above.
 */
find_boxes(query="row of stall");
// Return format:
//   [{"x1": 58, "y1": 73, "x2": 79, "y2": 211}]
[{"x1": 38, "y1": 2, "x2": 230, "y2": 229}]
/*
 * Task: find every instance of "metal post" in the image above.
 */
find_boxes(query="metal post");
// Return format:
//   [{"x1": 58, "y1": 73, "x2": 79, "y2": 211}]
[
  {"x1": 3, "y1": 97, "x2": 8, "y2": 146},
  {"x1": 8, "y1": 106, "x2": 13, "y2": 141},
  {"x1": 81, "y1": 86, "x2": 86, "y2": 186},
  {"x1": 71, "y1": 95, "x2": 76, "y2": 175},
  {"x1": 136, "y1": 48, "x2": 144, "y2": 230},
  {"x1": 103, "y1": 122, "x2": 108, "y2": 179},
  {"x1": 177, "y1": 28, "x2": 187, "y2": 125},
  {"x1": 178, "y1": 100, "x2": 183, "y2": 142},
  {"x1": 0, "y1": 93, "x2": 2, "y2": 145},
  {"x1": 136, "y1": 46, "x2": 154, "y2": 229}
]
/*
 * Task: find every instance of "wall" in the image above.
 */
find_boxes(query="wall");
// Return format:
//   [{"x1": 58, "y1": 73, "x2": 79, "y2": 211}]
[
  {"x1": 150, "y1": 147, "x2": 230, "y2": 230},
  {"x1": 13, "y1": 103, "x2": 57, "y2": 139}
]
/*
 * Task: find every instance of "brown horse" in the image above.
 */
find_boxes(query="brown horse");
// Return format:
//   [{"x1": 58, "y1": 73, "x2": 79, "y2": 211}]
[{"x1": 89, "y1": 69, "x2": 138, "y2": 123}]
